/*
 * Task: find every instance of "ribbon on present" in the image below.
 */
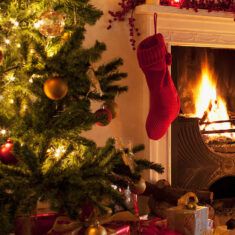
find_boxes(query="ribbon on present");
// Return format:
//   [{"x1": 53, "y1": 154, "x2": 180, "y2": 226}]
[
  {"x1": 177, "y1": 192, "x2": 199, "y2": 210},
  {"x1": 47, "y1": 211, "x2": 138, "y2": 234}
]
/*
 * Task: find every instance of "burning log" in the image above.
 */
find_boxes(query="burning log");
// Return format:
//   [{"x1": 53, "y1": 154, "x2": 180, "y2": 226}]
[
  {"x1": 201, "y1": 129, "x2": 235, "y2": 135},
  {"x1": 199, "y1": 100, "x2": 213, "y2": 125},
  {"x1": 200, "y1": 119, "x2": 235, "y2": 125}
]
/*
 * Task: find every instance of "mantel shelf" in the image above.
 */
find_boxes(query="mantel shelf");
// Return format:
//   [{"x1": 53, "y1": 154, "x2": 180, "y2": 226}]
[
  {"x1": 134, "y1": 4, "x2": 235, "y2": 49},
  {"x1": 135, "y1": 4, "x2": 234, "y2": 20}
]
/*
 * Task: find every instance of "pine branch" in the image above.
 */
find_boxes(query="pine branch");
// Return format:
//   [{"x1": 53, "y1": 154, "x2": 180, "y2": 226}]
[
  {"x1": 0, "y1": 163, "x2": 31, "y2": 178},
  {"x1": 134, "y1": 159, "x2": 165, "y2": 174},
  {"x1": 132, "y1": 144, "x2": 145, "y2": 153}
]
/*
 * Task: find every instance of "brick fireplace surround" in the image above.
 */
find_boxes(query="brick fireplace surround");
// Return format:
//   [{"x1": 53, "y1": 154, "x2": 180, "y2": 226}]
[{"x1": 135, "y1": 3, "x2": 235, "y2": 188}]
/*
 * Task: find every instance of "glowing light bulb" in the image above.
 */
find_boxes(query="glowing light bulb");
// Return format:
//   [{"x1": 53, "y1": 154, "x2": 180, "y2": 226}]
[
  {"x1": 34, "y1": 20, "x2": 43, "y2": 29},
  {"x1": 9, "y1": 76, "x2": 16, "y2": 81},
  {"x1": 9, "y1": 99, "x2": 14, "y2": 104},
  {"x1": 5, "y1": 39, "x2": 10, "y2": 44},
  {"x1": 10, "y1": 18, "x2": 19, "y2": 27},
  {"x1": 17, "y1": 43, "x2": 21, "y2": 48},
  {"x1": 0, "y1": 129, "x2": 7, "y2": 135},
  {"x1": 54, "y1": 146, "x2": 66, "y2": 158},
  {"x1": 13, "y1": 21, "x2": 19, "y2": 27}
]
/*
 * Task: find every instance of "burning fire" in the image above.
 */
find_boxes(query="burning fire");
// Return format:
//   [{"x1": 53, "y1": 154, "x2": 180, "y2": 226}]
[{"x1": 194, "y1": 62, "x2": 234, "y2": 138}]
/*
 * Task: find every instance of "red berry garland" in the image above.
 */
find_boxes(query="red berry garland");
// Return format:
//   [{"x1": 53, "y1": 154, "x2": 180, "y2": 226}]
[
  {"x1": 107, "y1": 0, "x2": 145, "y2": 50},
  {"x1": 160, "y1": 0, "x2": 235, "y2": 14}
]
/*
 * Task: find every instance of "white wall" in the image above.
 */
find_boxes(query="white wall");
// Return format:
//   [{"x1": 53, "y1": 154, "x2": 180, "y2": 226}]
[
  {"x1": 82, "y1": 1, "x2": 153, "y2": 214},
  {"x1": 83, "y1": 0, "x2": 149, "y2": 163}
]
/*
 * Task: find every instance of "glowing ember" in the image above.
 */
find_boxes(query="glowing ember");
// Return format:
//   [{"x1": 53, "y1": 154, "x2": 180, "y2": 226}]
[{"x1": 193, "y1": 62, "x2": 234, "y2": 138}]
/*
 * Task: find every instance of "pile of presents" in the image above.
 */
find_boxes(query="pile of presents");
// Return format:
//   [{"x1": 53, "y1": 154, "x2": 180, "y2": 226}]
[{"x1": 14, "y1": 191, "x2": 235, "y2": 235}]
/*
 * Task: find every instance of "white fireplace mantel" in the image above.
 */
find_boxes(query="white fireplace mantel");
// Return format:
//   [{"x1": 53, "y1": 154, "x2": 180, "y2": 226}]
[
  {"x1": 135, "y1": 4, "x2": 235, "y2": 182},
  {"x1": 135, "y1": 4, "x2": 235, "y2": 49}
]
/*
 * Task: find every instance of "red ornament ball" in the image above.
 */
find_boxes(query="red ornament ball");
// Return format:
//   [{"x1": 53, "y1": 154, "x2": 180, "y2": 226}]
[
  {"x1": 95, "y1": 108, "x2": 112, "y2": 126},
  {"x1": 44, "y1": 76, "x2": 68, "y2": 100},
  {"x1": 0, "y1": 139, "x2": 17, "y2": 165}
]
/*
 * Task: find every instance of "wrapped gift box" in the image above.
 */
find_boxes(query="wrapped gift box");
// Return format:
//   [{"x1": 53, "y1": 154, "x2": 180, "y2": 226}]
[
  {"x1": 15, "y1": 213, "x2": 58, "y2": 235},
  {"x1": 166, "y1": 206, "x2": 208, "y2": 235},
  {"x1": 131, "y1": 216, "x2": 181, "y2": 235}
]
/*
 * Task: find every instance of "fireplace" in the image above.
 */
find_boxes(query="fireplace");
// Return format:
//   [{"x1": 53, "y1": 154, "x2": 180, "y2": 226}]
[
  {"x1": 170, "y1": 46, "x2": 235, "y2": 194},
  {"x1": 135, "y1": 3, "x2": 235, "y2": 184}
]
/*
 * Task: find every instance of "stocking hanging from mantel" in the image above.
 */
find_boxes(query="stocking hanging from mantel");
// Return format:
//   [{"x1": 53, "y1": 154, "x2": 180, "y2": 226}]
[{"x1": 137, "y1": 13, "x2": 180, "y2": 140}]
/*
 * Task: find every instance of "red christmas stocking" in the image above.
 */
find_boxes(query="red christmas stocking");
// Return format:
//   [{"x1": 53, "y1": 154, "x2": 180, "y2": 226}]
[{"x1": 137, "y1": 33, "x2": 180, "y2": 140}]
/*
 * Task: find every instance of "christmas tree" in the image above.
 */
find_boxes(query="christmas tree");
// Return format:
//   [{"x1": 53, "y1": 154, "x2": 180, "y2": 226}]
[{"x1": 0, "y1": 0, "x2": 164, "y2": 233}]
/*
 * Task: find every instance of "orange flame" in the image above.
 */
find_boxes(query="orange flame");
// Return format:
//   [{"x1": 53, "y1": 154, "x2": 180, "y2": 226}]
[{"x1": 193, "y1": 62, "x2": 233, "y2": 137}]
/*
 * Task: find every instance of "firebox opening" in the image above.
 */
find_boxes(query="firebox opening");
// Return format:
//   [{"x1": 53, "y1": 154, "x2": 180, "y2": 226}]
[
  {"x1": 171, "y1": 46, "x2": 235, "y2": 195},
  {"x1": 209, "y1": 176, "x2": 235, "y2": 200},
  {"x1": 172, "y1": 46, "x2": 235, "y2": 116}
]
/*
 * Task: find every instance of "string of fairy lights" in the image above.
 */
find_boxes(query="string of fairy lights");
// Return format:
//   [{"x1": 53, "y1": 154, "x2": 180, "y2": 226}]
[
  {"x1": 0, "y1": 9, "x2": 68, "y2": 160},
  {"x1": 0, "y1": 8, "x2": 112, "y2": 161},
  {"x1": 0, "y1": 125, "x2": 67, "y2": 160}
]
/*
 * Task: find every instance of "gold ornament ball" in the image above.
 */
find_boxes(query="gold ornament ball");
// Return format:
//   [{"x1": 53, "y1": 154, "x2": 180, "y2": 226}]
[
  {"x1": 85, "y1": 225, "x2": 107, "y2": 235},
  {"x1": 39, "y1": 10, "x2": 66, "y2": 37},
  {"x1": 130, "y1": 177, "x2": 146, "y2": 195},
  {"x1": 44, "y1": 77, "x2": 68, "y2": 100}
]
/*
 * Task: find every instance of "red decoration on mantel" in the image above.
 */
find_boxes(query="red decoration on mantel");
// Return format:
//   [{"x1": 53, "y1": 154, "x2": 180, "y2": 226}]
[
  {"x1": 108, "y1": 0, "x2": 235, "y2": 50},
  {"x1": 160, "y1": 0, "x2": 235, "y2": 14}
]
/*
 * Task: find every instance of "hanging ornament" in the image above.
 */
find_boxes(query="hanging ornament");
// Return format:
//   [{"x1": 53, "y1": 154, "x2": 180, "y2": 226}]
[
  {"x1": 43, "y1": 76, "x2": 68, "y2": 100},
  {"x1": 87, "y1": 66, "x2": 103, "y2": 97},
  {"x1": 130, "y1": 177, "x2": 146, "y2": 195},
  {"x1": 38, "y1": 10, "x2": 66, "y2": 37},
  {"x1": 0, "y1": 50, "x2": 3, "y2": 64},
  {"x1": 0, "y1": 139, "x2": 17, "y2": 165},
  {"x1": 85, "y1": 224, "x2": 107, "y2": 235},
  {"x1": 94, "y1": 107, "x2": 112, "y2": 126}
]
